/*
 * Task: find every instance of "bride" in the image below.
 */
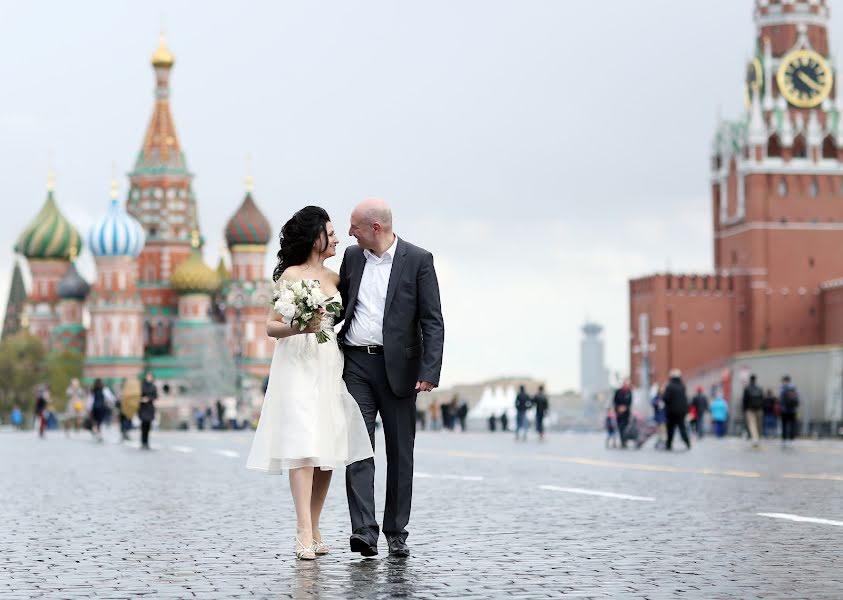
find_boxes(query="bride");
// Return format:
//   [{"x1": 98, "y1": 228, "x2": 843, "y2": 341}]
[{"x1": 246, "y1": 206, "x2": 374, "y2": 560}]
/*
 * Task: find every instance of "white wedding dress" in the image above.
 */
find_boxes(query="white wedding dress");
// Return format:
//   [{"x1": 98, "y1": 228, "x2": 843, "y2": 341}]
[{"x1": 246, "y1": 292, "x2": 374, "y2": 473}]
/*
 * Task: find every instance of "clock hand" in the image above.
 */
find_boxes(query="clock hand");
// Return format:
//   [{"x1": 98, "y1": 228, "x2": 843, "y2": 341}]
[{"x1": 797, "y1": 71, "x2": 824, "y2": 92}]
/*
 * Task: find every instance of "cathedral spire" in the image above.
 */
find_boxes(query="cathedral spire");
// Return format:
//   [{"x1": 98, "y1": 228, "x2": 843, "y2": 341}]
[
  {"x1": 1, "y1": 262, "x2": 27, "y2": 340},
  {"x1": 135, "y1": 33, "x2": 185, "y2": 173}
]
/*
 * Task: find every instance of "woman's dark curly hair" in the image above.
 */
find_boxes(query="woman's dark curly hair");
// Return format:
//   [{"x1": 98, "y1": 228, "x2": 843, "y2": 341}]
[{"x1": 272, "y1": 206, "x2": 331, "y2": 282}]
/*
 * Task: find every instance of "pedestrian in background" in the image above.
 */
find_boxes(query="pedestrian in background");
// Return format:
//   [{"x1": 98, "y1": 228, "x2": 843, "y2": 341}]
[
  {"x1": 35, "y1": 385, "x2": 49, "y2": 438},
  {"x1": 605, "y1": 408, "x2": 618, "y2": 448},
  {"x1": 89, "y1": 379, "x2": 113, "y2": 443},
  {"x1": 65, "y1": 378, "x2": 86, "y2": 435},
  {"x1": 500, "y1": 411, "x2": 509, "y2": 432},
  {"x1": 139, "y1": 372, "x2": 158, "y2": 450},
  {"x1": 662, "y1": 369, "x2": 691, "y2": 451},
  {"x1": 613, "y1": 380, "x2": 633, "y2": 448},
  {"x1": 762, "y1": 389, "x2": 778, "y2": 438},
  {"x1": 456, "y1": 401, "x2": 468, "y2": 432},
  {"x1": 514, "y1": 385, "x2": 531, "y2": 441},
  {"x1": 120, "y1": 378, "x2": 140, "y2": 442},
  {"x1": 779, "y1": 375, "x2": 799, "y2": 448},
  {"x1": 651, "y1": 384, "x2": 667, "y2": 450},
  {"x1": 533, "y1": 385, "x2": 548, "y2": 441},
  {"x1": 691, "y1": 386, "x2": 708, "y2": 439},
  {"x1": 742, "y1": 374, "x2": 764, "y2": 448},
  {"x1": 11, "y1": 406, "x2": 23, "y2": 430},
  {"x1": 488, "y1": 414, "x2": 497, "y2": 432},
  {"x1": 710, "y1": 391, "x2": 729, "y2": 438},
  {"x1": 429, "y1": 401, "x2": 441, "y2": 431}
]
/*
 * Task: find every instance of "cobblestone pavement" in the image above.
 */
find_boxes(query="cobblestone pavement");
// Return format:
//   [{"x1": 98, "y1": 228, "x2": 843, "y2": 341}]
[{"x1": 1, "y1": 427, "x2": 842, "y2": 599}]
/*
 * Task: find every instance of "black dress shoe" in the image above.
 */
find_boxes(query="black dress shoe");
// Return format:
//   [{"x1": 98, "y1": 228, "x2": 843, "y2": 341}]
[
  {"x1": 349, "y1": 533, "x2": 378, "y2": 557},
  {"x1": 386, "y1": 537, "x2": 410, "y2": 558}
]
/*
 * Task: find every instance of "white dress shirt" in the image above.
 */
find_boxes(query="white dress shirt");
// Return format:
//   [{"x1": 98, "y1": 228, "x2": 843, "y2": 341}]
[{"x1": 346, "y1": 235, "x2": 399, "y2": 347}]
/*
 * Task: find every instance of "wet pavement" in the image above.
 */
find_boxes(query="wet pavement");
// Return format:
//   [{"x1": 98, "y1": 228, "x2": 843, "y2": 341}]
[{"x1": 1, "y1": 427, "x2": 842, "y2": 598}]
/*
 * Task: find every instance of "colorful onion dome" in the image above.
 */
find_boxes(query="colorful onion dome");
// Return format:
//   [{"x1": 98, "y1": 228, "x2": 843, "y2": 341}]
[
  {"x1": 225, "y1": 185, "x2": 272, "y2": 247},
  {"x1": 57, "y1": 261, "x2": 90, "y2": 300},
  {"x1": 15, "y1": 184, "x2": 82, "y2": 260},
  {"x1": 151, "y1": 33, "x2": 174, "y2": 68},
  {"x1": 88, "y1": 198, "x2": 146, "y2": 258},
  {"x1": 171, "y1": 231, "x2": 220, "y2": 294}
]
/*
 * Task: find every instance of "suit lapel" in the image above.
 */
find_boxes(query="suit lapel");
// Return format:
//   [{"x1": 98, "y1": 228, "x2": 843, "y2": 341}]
[
  {"x1": 345, "y1": 248, "x2": 365, "y2": 319},
  {"x1": 384, "y1": 238, "x2": 407, "y2": 318}
]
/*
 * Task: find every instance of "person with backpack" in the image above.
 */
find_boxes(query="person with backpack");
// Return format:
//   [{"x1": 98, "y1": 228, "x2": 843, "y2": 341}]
[
  {"x1": 779, "y1": 375, "x2": 799, "y2": 447},
  {"x1": 613, "y1": 380, "x2": 633, "y2": 448},
  {"x1": 662, "y1": 369, "x2": 691, "y2": 451},
  {"x1": 742, "y1": 374, "x2": 764, "y2": 448}
]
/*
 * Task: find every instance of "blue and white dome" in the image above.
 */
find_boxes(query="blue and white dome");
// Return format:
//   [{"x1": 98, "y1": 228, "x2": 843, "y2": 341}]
[{"x1": 88, "y1": 199, "x2": 146, "y2": 257}]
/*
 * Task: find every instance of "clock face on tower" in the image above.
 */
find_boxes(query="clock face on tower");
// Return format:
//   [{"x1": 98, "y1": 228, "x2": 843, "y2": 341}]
[
  {"x1": 744, "y1": 57, "x2": 763, "y2": 108},
  {"x1": 776, "y1": 49, "x2": 833, "y2": 108}
]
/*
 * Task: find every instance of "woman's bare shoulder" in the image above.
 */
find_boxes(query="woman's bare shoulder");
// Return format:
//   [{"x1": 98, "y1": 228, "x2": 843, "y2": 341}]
[{"x1": 279, "y1": 265, "x2": 304, "y2": 281}]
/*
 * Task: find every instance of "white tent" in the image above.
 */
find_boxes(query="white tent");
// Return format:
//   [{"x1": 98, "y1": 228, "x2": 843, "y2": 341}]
[{"x1": 469, "y1": 385, "x2": 516, "y2": 420}]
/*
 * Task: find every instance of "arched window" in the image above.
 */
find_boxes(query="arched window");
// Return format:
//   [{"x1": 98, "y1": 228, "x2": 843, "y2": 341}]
[
  {"x1": 143, "y1": 321, "x2": 152, "y2": 345},
  {"x1": 768, "y1": 134, "x2": 782, "y2": 157},
  {"x1": 792, "y1": 134, "x2": 807, "y2": 158},
  {"x1": 156, "y1": 321, "x2": 164, "y2": 341},
  {"x1": 822, "y1": 135, "x2": 837, "y2": 159}
]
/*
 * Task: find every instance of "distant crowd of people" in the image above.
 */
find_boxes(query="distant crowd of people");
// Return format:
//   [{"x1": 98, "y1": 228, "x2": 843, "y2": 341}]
[
  {"x1": 14, "y1": 372, "x2": 160, "y2": 449},
  {"x1": 418, "y1": 395, "x2": 469, "y2": 432},
  {"x1": 606, "y1": 371, "x2": 801, "y2": 451}
]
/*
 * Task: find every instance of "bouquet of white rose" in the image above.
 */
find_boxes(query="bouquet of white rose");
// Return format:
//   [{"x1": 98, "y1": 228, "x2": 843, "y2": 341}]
[{"x1": 272, "y1": 279, "x2": 342, "y2": 343}]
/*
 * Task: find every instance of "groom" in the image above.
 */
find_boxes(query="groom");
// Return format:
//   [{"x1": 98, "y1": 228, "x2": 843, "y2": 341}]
[{"x1": 339, "y1": 198, "x2": 445, "y2": 558}]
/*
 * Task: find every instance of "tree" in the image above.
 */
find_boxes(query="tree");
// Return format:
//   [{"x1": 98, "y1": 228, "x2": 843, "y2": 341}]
[{"x1": 0, "y1": 332, "x2": 46, "y2": 418}]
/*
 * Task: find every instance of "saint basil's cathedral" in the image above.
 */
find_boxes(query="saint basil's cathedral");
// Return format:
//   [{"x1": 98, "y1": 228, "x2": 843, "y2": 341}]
[{"x1": 2, "y1": 36, "x2": 275, "y2": 417}]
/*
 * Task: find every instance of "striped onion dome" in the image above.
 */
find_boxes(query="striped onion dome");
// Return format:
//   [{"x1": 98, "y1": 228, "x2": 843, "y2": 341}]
[
  {"x1": 15, "y1": 190, "x2": 82, "y2": 260},
  {"x1": 171, "y1": 247, "x2": 220, "y2": 295},
  {"x1": 225, "y1": 192, "x2": 272, "y2": 246},
  {"x1": 88, "y1": 199, "x2": 146, "y2": 258},
  {"x1": 57, "y1": 261, "x2": 90, "y2": 300}
]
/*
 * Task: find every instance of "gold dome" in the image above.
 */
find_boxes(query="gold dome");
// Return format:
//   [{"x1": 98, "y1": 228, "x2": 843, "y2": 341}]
[
  {"x1": 171, "y1": 233, "x2": 219, "y2": 295},
  {"x1": 151, "y1": 34, "x2": 174, "y2": 68}
]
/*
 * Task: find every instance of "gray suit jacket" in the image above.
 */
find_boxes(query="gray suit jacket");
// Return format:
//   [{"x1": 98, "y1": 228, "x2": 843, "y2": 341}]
[{"x1": 339, "y1": 237, "x2": 445, "y2": 397}]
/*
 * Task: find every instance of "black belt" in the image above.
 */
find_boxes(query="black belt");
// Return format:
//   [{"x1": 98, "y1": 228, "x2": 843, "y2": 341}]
[{"x1": 344, "y1": 344, "x2": 384, "y2": 355}]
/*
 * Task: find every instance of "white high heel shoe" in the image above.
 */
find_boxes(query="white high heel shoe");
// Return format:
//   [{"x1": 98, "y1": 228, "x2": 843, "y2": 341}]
[
  {"x1": 312, "y1": 539, "x2": 330, "y2": 556},
  {"x1": 295, "y1": 536, "x2": 316, "y2": 560}
]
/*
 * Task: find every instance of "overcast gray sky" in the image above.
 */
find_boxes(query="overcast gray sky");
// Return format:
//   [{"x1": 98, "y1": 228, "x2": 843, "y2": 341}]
[{"x1": 2, "y1": 1, "x2": 833, "y2": 391}]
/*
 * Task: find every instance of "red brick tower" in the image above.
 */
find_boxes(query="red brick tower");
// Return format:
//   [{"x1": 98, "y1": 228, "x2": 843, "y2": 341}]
[
  {"x1": 630, "y1": 0, "x2": 843, "y2": 388},
  {"x1": 126, "y1": 34, "x2": 200, "y2": 354},
  {"x1": 714, "y1": 0, "x2": 843, "y2": 351}
]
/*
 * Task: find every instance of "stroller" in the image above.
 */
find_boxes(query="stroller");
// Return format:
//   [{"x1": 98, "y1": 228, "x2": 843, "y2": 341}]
[{"x1": 623, "y1": 411, "x2": 660, "y2": 449}]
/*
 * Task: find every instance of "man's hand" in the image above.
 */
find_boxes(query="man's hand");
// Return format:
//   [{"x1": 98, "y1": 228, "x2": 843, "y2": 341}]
[{"x1": 415, "y1": 381, "x2": 436, "y2": 392}]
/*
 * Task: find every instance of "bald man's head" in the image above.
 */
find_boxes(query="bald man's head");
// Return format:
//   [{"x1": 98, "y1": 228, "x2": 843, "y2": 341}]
[
  {"x1": 353, "y1": 198, "x2": 393, "y2": 231},
  {"x1": 349, "y1": 197, "x2": 395, "y2": 254}
]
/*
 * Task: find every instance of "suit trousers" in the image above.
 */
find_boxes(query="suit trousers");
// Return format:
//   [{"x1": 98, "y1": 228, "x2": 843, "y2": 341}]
[
  {"x1": 344, "y1": 350, "x2": 417, "y2": 543},
  {"x1": 666, "y1": 414, "x2": 691, "y2": 450}
]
